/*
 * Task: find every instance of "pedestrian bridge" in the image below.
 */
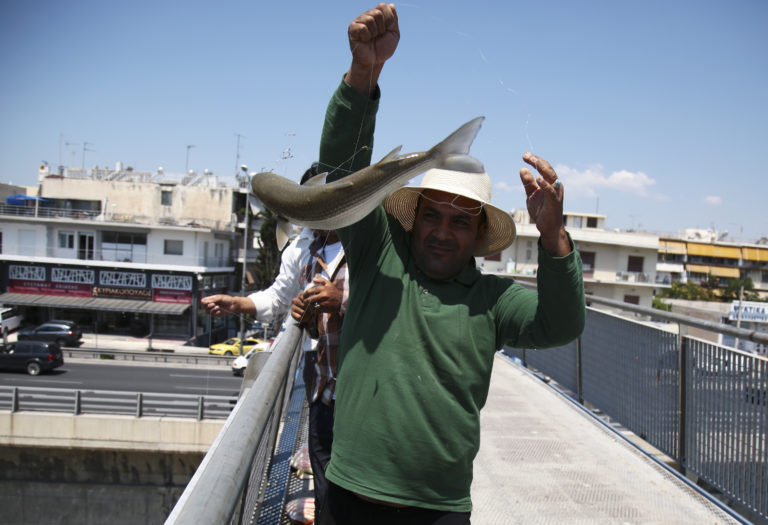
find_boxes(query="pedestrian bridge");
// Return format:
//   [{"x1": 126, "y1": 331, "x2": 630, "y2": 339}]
[{"x1": 167, "y1": 296, "x2": 767, "y2": 525}]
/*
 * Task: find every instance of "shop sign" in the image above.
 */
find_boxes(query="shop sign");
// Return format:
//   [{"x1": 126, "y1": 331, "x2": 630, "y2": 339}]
[
  {"x1": 92, "y1": 286, "x2": 152, "y2": 300},
  {"x1": 9, "y1": 280, "x2": 91, "y2": 297},
  {"x1": 154, "y1": 289, "x2": 191, "y2": 304},
  {"x1": 729, "y1": 301, "x2": 768, "y2": 323}
]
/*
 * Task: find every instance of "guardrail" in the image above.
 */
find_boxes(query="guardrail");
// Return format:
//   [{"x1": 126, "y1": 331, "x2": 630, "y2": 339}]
[
  {"x1": 166, "y1": 321, "x2": 305, "y2": 524},
  {"x1": 0, "y1": 385, "x2": 235, "y2": 420},
  {"x1": 505, "y1": 294, "x2": 768, "y2": 522},
  {"x1": 63, "y1": 347, "x2": 232, "y2": 367}
]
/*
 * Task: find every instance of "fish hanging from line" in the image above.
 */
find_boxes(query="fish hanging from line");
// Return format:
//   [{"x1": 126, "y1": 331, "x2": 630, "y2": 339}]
[{"x1": 251, "y1": 116, "x2": 486, "y2": 249}]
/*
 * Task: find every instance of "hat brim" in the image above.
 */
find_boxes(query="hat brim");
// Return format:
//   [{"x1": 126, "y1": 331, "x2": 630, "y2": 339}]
[{"x1": 383, "y1": 187, "x2": 516, "y2": 257}]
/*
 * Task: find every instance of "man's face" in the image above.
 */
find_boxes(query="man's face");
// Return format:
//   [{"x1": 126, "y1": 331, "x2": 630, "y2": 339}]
[{"x1": 410, "y1": 189, "x2": 487, "y2": 281}]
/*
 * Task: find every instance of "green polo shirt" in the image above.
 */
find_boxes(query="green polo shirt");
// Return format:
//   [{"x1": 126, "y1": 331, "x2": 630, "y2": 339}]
[{"x1": 319, "y1": 80, "x2": 585, "y2": 511}]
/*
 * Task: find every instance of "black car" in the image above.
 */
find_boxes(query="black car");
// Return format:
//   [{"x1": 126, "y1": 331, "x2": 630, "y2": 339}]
[
  {"x1": 18, "y1": 320, "x2": 83, "y2": 346},
  {"x1": 0, "y1": 340, "x2": 64, "y2": 375}
]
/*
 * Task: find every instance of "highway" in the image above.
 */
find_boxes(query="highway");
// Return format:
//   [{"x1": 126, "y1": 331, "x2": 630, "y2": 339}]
[{"x1": 0, "y1": 360, "x2": 243, "y2": 397}]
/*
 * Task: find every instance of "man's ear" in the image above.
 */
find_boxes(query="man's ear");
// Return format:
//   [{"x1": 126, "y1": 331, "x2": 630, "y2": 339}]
[{"x1": 475, "y1": 220, "x2": 489, "y2": 250}]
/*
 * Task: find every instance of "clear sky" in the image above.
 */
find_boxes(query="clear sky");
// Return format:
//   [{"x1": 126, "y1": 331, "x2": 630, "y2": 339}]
[{"x1": 2, "y1": 0, "x2": 766, "y2": 242}]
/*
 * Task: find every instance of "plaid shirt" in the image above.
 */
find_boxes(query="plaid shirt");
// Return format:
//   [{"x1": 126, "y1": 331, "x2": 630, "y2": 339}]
[{"x1": 300, "y1": 236, "x2": 347, "y2": 405}]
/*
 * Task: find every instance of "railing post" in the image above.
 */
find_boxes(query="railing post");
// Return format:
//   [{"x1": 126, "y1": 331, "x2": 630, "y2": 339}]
[
  {"x1": 74, "y1": 390, "x2": 81, "y2": 415},
  {"x1": 136, "y1": 392, "x2": 143, "y2": 418},
  {"x1": 576, "y1": 336, "x2": 584, "y2": 404},
  {"x1": 11, "y1": 387, "x2": 19, "y2": 412},
  {"x1": 197, "y1": 396, "x2": 204, "y2": 420},
  {"x1": 677, "y1": 333, "x2": 688, "y2": 472}
]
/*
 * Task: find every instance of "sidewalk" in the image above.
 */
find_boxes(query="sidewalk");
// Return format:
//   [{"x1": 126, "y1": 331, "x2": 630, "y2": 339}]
[{"x1": 5, "y1": 331, "x2": 210, "y2": 355}]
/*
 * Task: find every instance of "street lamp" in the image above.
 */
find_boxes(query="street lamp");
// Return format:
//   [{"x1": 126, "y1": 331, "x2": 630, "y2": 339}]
[{"x1": 239, "y1": 165, "x2": 250, "y2": 355}]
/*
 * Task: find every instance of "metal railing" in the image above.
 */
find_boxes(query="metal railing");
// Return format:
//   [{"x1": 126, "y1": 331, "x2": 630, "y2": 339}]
[
  {"x1": 0, "y1": 385, "x2": 235, "y2": 420},
  {"x1": 506, "y1": 295, "x2": 768, "y2": 522},
  {"x1": 165, "y1": 321, "x2": 305, "y2": 525},
  {"x1": 165, "y1": 296, "x2": 767, "y2": 523}
]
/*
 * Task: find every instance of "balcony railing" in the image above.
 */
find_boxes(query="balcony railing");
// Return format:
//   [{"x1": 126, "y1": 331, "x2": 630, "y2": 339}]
[{"x1": 0, "y1": 203, "x2": 235, "y2": 231}]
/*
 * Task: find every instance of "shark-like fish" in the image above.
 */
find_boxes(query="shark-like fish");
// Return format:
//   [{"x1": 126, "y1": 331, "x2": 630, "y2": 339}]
[{"x1": 251, "y1": 116, "x2": 486, "y2": 249}]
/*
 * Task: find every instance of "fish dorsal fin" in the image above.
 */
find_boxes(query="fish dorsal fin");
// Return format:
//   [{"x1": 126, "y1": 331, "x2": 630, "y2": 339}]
[
  {"x1": 275, "y1": 217, "x2": 293, "y2": 251},
  {"x1": 303, "y1": 172, "x2": 329, "y2": 187},
  {"x1": 379, "y1": 146, "x2": 403, "y2": 162}
]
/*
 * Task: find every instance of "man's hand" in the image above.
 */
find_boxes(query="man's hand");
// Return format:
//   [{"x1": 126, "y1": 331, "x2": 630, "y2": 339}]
[
  {"x1": 345, "y1": 3, "x2": 399, "y2": 95},
  {"x1": 520, "y1": 153, "x2": 571, "y2": 257},
  {"x1": 201, "y1": 294, "x2": 255, "y2": 317},
  {"x1": 303, "y1": 276, "x2": 343, "y2": 313}
]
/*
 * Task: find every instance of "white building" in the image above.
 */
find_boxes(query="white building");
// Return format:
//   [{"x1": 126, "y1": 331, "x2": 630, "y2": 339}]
[
  {"x1": 0, "y1": 165, "x2": 248, "y2": 343},
  {"x1": 477, "y1": 210, "x2": 663, "y2": 308}
]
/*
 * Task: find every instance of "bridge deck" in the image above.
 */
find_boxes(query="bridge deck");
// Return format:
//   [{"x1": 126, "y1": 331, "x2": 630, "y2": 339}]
[{"x1": 471, "y1": 354, "x2": 740, "y2": 524}]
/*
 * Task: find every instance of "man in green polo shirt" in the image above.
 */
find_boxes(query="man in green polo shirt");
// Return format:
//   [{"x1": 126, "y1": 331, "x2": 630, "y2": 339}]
[{"x1": 315, "y1": 4, "x2": 585, "y2": 524}]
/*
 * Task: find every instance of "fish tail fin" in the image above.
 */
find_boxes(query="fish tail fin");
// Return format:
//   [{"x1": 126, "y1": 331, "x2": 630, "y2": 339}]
[
  {"x1": 431, "y1": 116, "x2": 486, "y2": 173},
  {"x1": 275, "y1": 218, "x2": 293, "y2": 251}
]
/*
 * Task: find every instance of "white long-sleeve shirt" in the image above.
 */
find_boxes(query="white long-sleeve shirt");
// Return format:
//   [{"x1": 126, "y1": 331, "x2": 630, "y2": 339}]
[{"x1": 247, "y1": 227, "x2": 314, "y2": 323}]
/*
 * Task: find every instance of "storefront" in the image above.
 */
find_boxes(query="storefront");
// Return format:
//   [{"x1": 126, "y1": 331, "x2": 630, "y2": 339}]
[{"x1": 0, "y1": 262, "x2": 231, "y2": 342}]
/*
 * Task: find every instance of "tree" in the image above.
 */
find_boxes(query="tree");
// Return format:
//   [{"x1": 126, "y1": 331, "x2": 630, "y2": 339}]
[
  {"x1": 721, "y1": 277, "x2": 762, "y2": 303},
  {"x1": 658, "y1": 281, "x2": 713, "y2": 301},
  {"x1": 249, "y1": 208, "x2": 282, "y2": 292}
]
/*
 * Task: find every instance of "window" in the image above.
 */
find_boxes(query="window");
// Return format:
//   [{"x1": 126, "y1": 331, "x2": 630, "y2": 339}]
[
  {"x1": 586, "y1": 217, "x2": 598, "y2": 228},
  {"x1": 627, "y1": 255, "x2": 644, "y2": 273},
  {"x1": 58, "y1": 231, "x2": 75, "y2": 249},
  {"x1": 623, "y1": 295, "x2": 640, "y2": 305},
  {"x1": 164, "y1": 239, "x2": 183, "y2": 255},
  {"x1": 78, "y1": 232, "x2": 95, "y2": 260},
  {"x1": 571, "y1": 216, "x2": 582, "y2": 229},
  {"x1": 580, "y1": 251, "x2": 596, "y2": 273},
  {"x1": 101, "y1": 231, "x2": 147, "y2": 262},
  {"x1": 161, "y1": 190, "x2": 173, "y2": 206}
]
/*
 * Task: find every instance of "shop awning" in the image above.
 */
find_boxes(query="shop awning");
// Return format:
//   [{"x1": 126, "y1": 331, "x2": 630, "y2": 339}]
[
  {"x1": 686, "y1": 243, "x2": 741, "y2": 259},
  {"x1": 659, "y1": 240, "x2": 686, "y2": 255},
  {"x1": 742, "y1": 246, "x2": 768, "y2": 263},
  {"x1": 685, "y1": 265, "x2": 740, "y2": 278},
  {"x1": 0, "y1": 293, "x2": 189, "y2": 315}
]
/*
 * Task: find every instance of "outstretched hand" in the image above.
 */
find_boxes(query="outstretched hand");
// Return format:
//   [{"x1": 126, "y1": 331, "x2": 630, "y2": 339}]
[{"x1": 520, "y1": 153, "x2": 571, "y2": 257}]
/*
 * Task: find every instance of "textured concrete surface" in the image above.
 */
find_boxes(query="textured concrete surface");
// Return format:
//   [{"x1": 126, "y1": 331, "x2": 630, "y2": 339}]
[{"x1": 470, "y1": 354, "x2": 740, "y2": 525}]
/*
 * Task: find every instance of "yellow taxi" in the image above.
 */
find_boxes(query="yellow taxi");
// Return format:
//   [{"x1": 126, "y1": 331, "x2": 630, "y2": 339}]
[{"x1": 208, "y1": 337, "x2": 266, "y2": 357}]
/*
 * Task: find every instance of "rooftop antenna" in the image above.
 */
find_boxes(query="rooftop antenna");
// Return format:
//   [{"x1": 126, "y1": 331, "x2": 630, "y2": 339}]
[
  {"x1": 234, "y1": 133, "x2": 246, "y2": 180},
  {"x1": 185, "y1": 145, "x2": 196, "y2": 173},
  {"x1": 82, "y1": 142, "x2": 95, "y2": 169}
]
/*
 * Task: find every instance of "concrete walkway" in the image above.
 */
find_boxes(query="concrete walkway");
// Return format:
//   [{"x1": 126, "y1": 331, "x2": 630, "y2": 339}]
[{"x1": 470, "y1": 354, "x2": 740, "y2": 524}]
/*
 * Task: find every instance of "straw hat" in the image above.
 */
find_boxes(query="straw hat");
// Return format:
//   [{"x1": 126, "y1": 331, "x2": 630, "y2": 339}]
[{"x1": 383, "y1": 168, "x2": 516, "y2": 257}]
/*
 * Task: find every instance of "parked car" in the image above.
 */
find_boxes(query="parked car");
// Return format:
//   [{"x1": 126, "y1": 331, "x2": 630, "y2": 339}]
[
  {"x1": 209, "y1": 337, "x2": 266, "y2": 357},
  {"x1": 231, "y1": 341, "x2": 272, "y2": 376},
  {"x1": 0, "y1": 307, "x2": 23, "y2": 337},
  {"x1": 17, "y1": 320, "x2": 83, "y2": 346},
  {"x1": 0, "y1": 340, "x2": 64, "y2": 375}
]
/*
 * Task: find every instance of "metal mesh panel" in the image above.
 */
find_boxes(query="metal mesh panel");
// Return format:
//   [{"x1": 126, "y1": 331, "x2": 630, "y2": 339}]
[
  {"x1": 581, "y1": 309, "x2": 680, "y2": 459},
  {"x1": 503, "y1": 340, "x2": 578, "y2": 393},
  {"x1": 685, "y1": 338, "x2": 768, "y2": 520}
]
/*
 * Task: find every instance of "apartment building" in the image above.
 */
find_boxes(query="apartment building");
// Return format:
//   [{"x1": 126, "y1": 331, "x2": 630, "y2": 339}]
[
  {"x1": 478, "y1": 210, "x2": 662, "y2": 308},
  {"x1": 0, "y1": 165, "x2": 251, "y2": 343},
  {"x1": 658, "y1": 231, "x2": 768, "y2": 297}
]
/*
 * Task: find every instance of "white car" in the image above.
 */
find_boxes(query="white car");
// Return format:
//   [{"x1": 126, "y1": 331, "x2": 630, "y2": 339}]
[
  {"x1": 0, "y1": 307, "x2": 23, "y2": 337},
  {"x1": 231, "y1": 341, "x2": 270, "y2": 376}
]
